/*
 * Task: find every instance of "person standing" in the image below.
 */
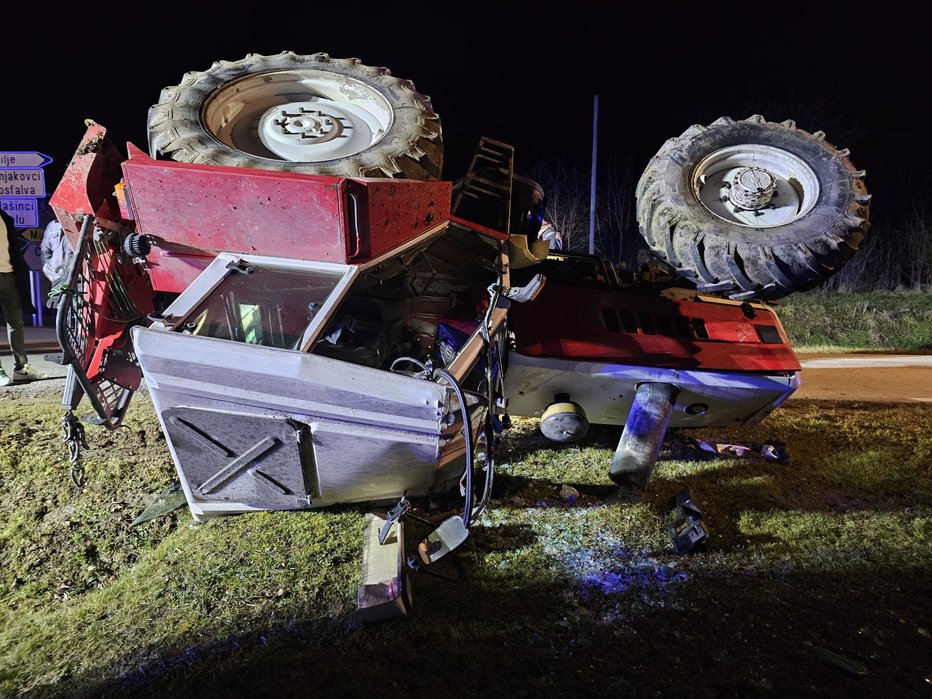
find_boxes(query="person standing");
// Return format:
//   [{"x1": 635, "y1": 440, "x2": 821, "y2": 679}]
[
  {"x1": 538, "y1": 218, "x2": 564, "y2": 251},
  {"x1": 0, "y1": 209, "x2": 32, "y2": 386},
  {"x1": 40, "y1": 218, "x2": 75, "y2": 306}
]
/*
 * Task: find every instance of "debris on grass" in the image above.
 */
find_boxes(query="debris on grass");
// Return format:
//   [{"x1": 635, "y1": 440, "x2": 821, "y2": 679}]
[
  {"x1": 132, "y1": 480, "x2": 186, "y2": 526},
  {"x1": 809, "y1": 643, "x2": 869, "y2": 676},
  {"x1": 667, "y1": 487, "x2": 710, "y2": 554},
  {"x1": 1, "y1": 391, "x2": 930, "y2": 696},
  {"x1": 675, "y1": 436, "x2": 789, "y2": 464},
  {"x1": 559, "y1": 484, "x2": 579, "y2": 502}
]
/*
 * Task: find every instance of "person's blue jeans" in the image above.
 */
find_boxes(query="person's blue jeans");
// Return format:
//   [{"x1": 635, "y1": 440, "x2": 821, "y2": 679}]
[{"x1": 0, "y1": 272, "x2": 28, "y2": 370}]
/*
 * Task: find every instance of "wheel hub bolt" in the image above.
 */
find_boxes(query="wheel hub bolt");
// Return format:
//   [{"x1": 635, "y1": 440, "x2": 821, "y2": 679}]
[
  {"x1": 259, "y1": 102, "x2": 346, "y2": 155},
  {"x1": 728, "y1": 167, "x2": 776, "y2": 210},
  {"x1": 274, "y1": 108, "x2": 342, "y2": 141}
]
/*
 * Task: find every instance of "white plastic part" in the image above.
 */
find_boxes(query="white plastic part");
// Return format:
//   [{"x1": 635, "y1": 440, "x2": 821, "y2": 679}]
[
  {"x1": 257, "y1": 98, "x2": 387, "y2": 162},
  {"x1": 418, "y1": 516, "x2": 469, "y2": 565}
]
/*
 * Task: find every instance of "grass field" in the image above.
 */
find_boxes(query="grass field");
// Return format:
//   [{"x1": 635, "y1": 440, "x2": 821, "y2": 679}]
[
  {"x1": 775, "y1": 290, "x2": 932, "y2": 351},
  {"x1": 1, "y1": 386, "x2": 929, "y2": 697}
]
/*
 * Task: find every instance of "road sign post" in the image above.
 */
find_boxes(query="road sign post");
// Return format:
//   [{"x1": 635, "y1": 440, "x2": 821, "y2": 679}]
[
  {"x1": 0, "y1": 152, "x2": 53, "y2": 168},
  {"x1": 0, "y1": 151, "x2": 52, "y2": 227}
]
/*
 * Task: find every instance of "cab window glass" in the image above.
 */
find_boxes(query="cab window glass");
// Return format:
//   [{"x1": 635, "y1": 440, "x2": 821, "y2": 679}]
[{"x1": 181, "y1": 265, "x2": 343, "y2": 350}]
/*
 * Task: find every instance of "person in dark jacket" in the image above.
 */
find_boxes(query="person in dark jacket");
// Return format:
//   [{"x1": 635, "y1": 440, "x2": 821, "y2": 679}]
[{"x1": 0, "y1": 209, "x2": 32, "y2": 385}]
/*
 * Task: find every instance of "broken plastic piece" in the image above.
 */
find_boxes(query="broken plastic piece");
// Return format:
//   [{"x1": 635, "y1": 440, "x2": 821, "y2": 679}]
[
  {"x1": 669, "y1": 514, "x2": 708, "y2": 554},
  {"x1": 668, "y1": 487, "x2": 710, "y2": 554},
  {"x1": 674, "y1": 487, "x2": 704, "y2": 519},
  {"x1": 692, "y1": 439, "x2": 788, "y2": 464},
  {"x1": 417, "y1": 515, "x2": 469, "y2": 565},
  {"x1": 500, "y1": 273, "x2": 545, "y2": 304},
  {"x1": 132, "y1": 480, "x2": 187, "y2": 525},
  {"x1": 810, "y1": 644, "x2": 869, "y2": 676}
]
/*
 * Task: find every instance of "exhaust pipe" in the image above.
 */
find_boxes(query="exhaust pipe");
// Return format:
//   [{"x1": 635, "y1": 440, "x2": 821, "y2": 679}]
[{"x1": 609, "y1": 382, "x2": 679, "y2": 489}]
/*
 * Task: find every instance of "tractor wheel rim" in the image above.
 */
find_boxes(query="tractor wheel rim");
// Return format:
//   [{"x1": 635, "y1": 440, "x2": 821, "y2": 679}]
[
  {"x1": 202, "y1": 69, "x2": 394, "y2": 162},
  {"x1": 690, "y1": 144, "x2": 820, "y2": 228}
]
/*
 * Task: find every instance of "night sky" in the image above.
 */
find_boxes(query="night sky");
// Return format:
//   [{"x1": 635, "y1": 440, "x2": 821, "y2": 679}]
[{"x1": 3, "y1": 2, "x2": 929, "y2": 228}]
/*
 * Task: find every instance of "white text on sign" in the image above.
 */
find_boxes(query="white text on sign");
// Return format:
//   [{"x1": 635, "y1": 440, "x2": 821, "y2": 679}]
[
  {"x1": 0, "y1": 198, "x2": 39, "y2": 227},
  {"x1": 0, "y1": 152, "x2": 53, "y2": 168},
  {"x1": 0, "y1": 169, "x2": 46, "y2": 197}
]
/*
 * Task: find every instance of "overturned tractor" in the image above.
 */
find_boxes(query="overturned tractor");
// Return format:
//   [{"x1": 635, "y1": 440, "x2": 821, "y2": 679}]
[{"x1": 49, "y1": 52, "x2": 870, "y2": 572}]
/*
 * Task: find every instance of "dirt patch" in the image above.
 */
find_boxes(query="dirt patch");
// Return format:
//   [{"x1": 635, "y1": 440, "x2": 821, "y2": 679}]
[{"x1": 794, "y1": 354, "x2": 932, "y2": 403}]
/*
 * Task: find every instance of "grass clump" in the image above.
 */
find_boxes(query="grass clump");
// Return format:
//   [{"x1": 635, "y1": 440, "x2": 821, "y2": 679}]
[{"x1": 0, "y1": 393, "x2": 364, "y2": 698}]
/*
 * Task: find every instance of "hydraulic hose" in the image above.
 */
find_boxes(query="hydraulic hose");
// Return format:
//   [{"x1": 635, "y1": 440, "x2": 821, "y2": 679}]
[{"x1": 433, "y1": 367, "x2": 474, "y2": 528}]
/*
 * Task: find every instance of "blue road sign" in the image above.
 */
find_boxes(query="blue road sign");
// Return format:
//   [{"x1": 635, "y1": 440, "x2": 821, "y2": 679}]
[
  {"x1": 0, "y1": 197, "x2": 39, "y2": 227},
  {"x1": 0, "y1": 151, "x2": 53, "y2": 169},
  {"x1": 0, "y1": 169, "x2": 46, "y2": 197}
]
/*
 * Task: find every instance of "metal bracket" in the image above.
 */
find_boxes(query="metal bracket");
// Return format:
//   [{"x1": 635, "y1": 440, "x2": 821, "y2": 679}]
[
  {"x1": 499, "y1": 272, "x2": 545, "y2": 304},
  {"x1": 417, "y1": 516, "x2": 470, "y2": 565},
  {"x1": 378, "y1": 496, "x2": 411, "y2": 545}
]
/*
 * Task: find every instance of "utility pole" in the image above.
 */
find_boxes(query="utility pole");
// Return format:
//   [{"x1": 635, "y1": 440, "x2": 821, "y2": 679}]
[{"x1": 589, "y1": 94, "x2": 598, "y2": 255}]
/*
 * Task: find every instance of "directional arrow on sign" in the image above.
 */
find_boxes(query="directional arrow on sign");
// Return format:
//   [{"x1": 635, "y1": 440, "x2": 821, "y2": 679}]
[{"x1": 0, "y1": 151, "x2": 53, "y2": 169}]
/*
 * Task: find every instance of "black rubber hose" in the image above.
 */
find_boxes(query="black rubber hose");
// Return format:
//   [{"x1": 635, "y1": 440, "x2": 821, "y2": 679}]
[{"x1": 433, "y1": 368, "x2": 474, "y2": 528}]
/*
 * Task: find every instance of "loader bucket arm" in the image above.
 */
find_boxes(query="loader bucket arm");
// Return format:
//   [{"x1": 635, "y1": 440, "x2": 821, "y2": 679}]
[{"x1": 49, "y1": 121, "x2": 154, "y2": 428}]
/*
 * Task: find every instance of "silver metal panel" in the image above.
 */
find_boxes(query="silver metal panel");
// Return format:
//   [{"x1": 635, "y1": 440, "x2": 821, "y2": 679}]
[
  {"x1": 308, "y1": 418, "x2": 441, "y2": 505},
  {"x1": 132, "y1": 327, "x2": 447, "y2": 519},
  {"x1": 504, "y1": 352, "x2": 798, "y2": 428},
  {"x1": 164, "y1": 407, "x2": 312, "y2": 509},
  {"x1": 133, "y1": 328, "x2": 445, "y2": 430}
]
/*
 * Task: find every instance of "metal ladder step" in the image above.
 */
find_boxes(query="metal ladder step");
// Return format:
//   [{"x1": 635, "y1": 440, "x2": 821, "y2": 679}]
[{"x1": 453, "y1": 137, "x2": 515, "y2": 233}]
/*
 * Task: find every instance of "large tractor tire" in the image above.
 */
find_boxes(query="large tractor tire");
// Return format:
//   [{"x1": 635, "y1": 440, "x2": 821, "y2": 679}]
[
  {"x1": 147, "y1": 51, "x2": 443, "y2": 180},
  {"x1": 635, "y1": 115, "x2": 871, "y2": 300}
]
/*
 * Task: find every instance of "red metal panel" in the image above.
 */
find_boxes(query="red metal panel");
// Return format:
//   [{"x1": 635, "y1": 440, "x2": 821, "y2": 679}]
[
  {"x1": 142, "y1": 248, "x2": 214, "y2": 293},
  {"x1": 122, "y1": 148, "x2": 454, "y2": 292},
  {"x1": 447, "y1": 215, "x2": 510, "y2": 242},
  {"x1": 346, "y1": 179, "x2": 452, "y2": 260},
  {"x1": 510, "y1": 284, "x2": 800, "y2": 372},
  {"x1": 49, "y1": 122, "x2": 128, "y2": 246},
  {"x1": 122, "y1": 148, "x2": 348, "y2": 292}
]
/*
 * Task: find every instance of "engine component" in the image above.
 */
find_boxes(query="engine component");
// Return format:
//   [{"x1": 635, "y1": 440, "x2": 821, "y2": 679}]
[
  {"x1": 540, "y1": 397, "x2": 590, "y2": 443},
  {"x1": 609, "y1": 382, "x2": 679, "y2": 489}
]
